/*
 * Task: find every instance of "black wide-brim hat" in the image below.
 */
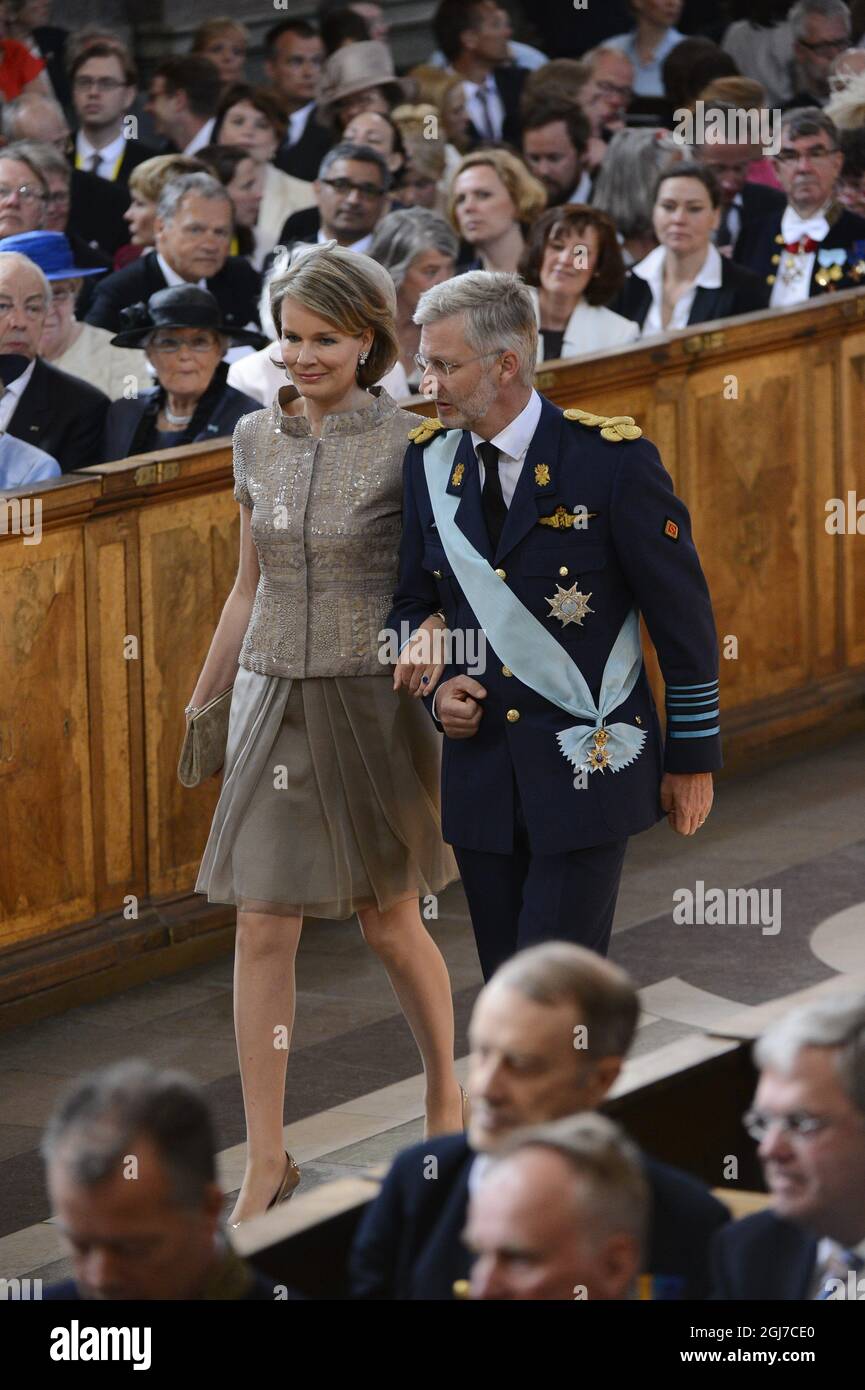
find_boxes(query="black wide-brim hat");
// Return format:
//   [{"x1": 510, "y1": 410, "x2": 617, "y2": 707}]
[{"x1": 110, "y1": 285, "x2": 268, "y2": 349}]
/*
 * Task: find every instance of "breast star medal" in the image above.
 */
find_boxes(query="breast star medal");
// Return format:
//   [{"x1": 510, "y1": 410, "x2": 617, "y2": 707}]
[{"x1": 546, "y1": 582, "x2": 593, "y2": 627}]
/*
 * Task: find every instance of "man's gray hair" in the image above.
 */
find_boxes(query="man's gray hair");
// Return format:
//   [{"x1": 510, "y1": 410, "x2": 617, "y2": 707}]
[
  {"x1": 490, "y1": 941, "x2": 639, "y2": 1060},
  {"x1": 582, "y1": 44, "x2": 635, "y2": 77},
  {"x1": 318, "y1": 141, "x2": 392, "y2": 192},
  {"x1": 492, "y1": 1111, "x2": 649, "y2": 1251},
  {"x1": 157, "y1": 171, "x2": 232, "y2": 225},
  {"x1": 413, "y1": 270, "x2": 538, "y2": 387},
  {"x1": 368, "y1": 207, "x2": 458, "y2": 293},
  {"x1": 2, "y1": 91, "x2": 67, "y2": 142},
  {"x1": 41, "y1": 1059, "x2": 217, "y2": 1209},
  {"x1": 789, "y1": 0, "x2": 851, "y2": 39},
  {"x1": 754, "y1": 994, "x2": 865, "y2": 1117},
  {"x1": 781, "y1": 105, "x2": 840, "y2": 146},
  {"x1": 0, "y1": 250, "x2": 51, "y2": 304}
]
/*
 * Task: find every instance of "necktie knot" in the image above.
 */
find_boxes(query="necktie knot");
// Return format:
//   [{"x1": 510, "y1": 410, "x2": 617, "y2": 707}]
[{"x1": 477, "y1": 440, "x2": 500, "y2": 473}]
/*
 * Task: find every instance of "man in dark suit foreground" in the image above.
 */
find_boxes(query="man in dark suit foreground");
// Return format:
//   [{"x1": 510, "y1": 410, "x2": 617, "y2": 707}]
[
  {"x1": 38, "y1": 1060, "x2": 299, "y2": 1301},
  {"x1": 0, "y1": 252, "x2": 107, "y2": 473},
  {"x1": 84, "y1": 171, "x2": 261, "y2": 336},
  {"x1": 465, "y1": 1113, "x2": 648, "y2": 1300},
  {"x1": 712, "y1": 994, "x2": 865, "y2": 1300},
  {"x1": 350, "y1": 942, "x2": 729, "y2": 1299}
]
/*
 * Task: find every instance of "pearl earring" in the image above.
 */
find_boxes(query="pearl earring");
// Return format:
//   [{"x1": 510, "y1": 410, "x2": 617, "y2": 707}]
[{"x1": 358, "y1": 350, "x2": 368, "y2": 366}]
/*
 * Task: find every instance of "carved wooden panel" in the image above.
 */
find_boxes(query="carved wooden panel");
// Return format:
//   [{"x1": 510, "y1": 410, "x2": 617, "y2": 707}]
[
  {"x1": 840, "y1": 332, "x2": 865, "y2": 669},
  {"x1": 138, "y1": 490, "x2": 239, "y2": 898},
  {"x1": 0, "y1": 527, "x2": 95, "y2": 945}
]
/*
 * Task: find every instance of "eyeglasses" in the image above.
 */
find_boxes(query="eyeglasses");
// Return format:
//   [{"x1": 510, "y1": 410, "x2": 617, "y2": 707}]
[
  {"x1": 73, "y1": 76, "x2": 126, "y2": 93},
  {"x1": 148, "y1": 334, "x2": 220, "y2": 353},
  {"x1": 796, "y1": 36, "x2": 850, "y2": 56},
  {"x1": 45, "y1": 190, "x2": 71, "y2": 207},
  {"x1": 0, "y1": 183, "x2": 45, "y2": 205},
  {"x1": 321, "y1": 176, "x2": 385, "y2": 201},
  {"x1": 774, "y1": 144, "x2": 839, "y2": 165},
  {"x1": 743, "y1": 1109, "x2": 834, "y2": 1142},
  {"x1": 413, "y1": 349, "x2": 502, "y2": 378},
  {"x1": 49, "y1": 288, "x2": 77, "y2": 305},
  {"x1": 592, "y1": 79, "x2": 634, "y2": 101}
]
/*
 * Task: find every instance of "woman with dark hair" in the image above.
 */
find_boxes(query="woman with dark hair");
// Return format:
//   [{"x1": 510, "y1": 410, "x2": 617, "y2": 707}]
[
  {"x1": 614, "y1": 162, "x2": 769, "y2": 335},
  {"x1": 197, "y1": 145, "x2": 261, "y2": 261},
  {"x1": 214, "y1": 83, "x2": 315, "y2": 268},
  {"x1": 101, "y1": 285, "x2": 262, "y2": 461},
  {"x1": 520, "y1": 205, "x2": 639, "y2": 361}
]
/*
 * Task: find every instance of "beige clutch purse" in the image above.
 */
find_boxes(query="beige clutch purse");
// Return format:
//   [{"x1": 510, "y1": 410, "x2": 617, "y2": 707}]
[{"x1": 177, "y1": 687, "x2": 233, "y2": 788}]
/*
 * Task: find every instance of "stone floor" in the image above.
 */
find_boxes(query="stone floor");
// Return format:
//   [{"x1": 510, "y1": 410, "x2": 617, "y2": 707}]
[{"x1": 3, "y1": 730, "x2": 865, "y2": 1284}]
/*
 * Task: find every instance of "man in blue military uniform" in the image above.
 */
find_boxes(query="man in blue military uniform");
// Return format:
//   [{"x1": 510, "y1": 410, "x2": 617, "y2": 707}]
[{"x1": 390, "y1": 270, "x2": 720, "y2": 979}]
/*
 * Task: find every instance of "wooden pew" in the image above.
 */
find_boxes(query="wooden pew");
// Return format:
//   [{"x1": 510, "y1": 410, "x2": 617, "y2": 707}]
[{"x1": 1, "y1": 288, "x2": 865, "y2": 1015}]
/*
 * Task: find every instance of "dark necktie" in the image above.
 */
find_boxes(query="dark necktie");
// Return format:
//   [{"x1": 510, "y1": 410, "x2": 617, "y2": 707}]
[
  {"x1": 475, "y1": 84, "x2": 496, "y2": 140},
  {"x1": 478, "y1": 440, "x2": 507, "y2": 552},
  {"x1": 89, "y1": 151, "x2": 103, "y2": 176}
]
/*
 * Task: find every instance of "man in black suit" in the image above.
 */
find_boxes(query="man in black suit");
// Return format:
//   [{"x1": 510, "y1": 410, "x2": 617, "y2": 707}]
[
  {"x1": 522, "y1": 101, "x2": 593, "y2": 208},
  {"x1": 84, "y1": 172, "x2": 261, "y2": 336},
  {"x1": 466, "y1": 1113, "x2": 648, "y2": 1299},
  {"x1": 712, "y1": 994, "x2": 865, "y2": 1300},
  {"x1": 69, "y1": 41, "x2": 159, "y2": 191},
  {"x1": 687, "y1": 109, "x2": 786, "y2": 258},
  {"x1": 37, "y1": 1060, "x2": 300, "y2": 1302},
  {"x1": 350, "y1": 942, "x2": 729, "y2": 1300},
  {"x1": 735, "y1": 107, "x2": 865, "y2": 306},
  {"x1": 276, "y1": 142, "x2": 391, "y2": 253},
  {"x1": 265, "y1": 18, "x2": 334, "y2": 184},
  {"x1": 0, "y1": 252, "x2": 107, "y2": 473},
  {"x1": 433, "y1": 0, "x2": 527, "y2": 149}
]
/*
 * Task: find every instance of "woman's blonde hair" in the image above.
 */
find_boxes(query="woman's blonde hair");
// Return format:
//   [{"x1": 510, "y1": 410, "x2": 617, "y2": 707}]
[
  {"x1": 269, "y1": 243, "x2": 399, "y2": 388},
  {"x1": 128, "y1": 154, "x2": 206, "y2": 205},
  {"x1": 447, "y1": 148, "x2": 547, "y2": 233},
  {"x1": 406, "y1": 65, "x2": 470, "y2": 149}
]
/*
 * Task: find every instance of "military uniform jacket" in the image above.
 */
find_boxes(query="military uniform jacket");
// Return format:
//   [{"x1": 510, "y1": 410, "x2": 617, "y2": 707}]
[{"x1": 389, "y1": 393, "x2": 722, "y2": 856}]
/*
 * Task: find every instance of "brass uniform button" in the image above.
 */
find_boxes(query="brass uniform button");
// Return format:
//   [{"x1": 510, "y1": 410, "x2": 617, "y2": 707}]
[
  {"x1": 635, "y1": 715, "x2": 642, "y2": 725},
  {"x1": 558, "y1": 565, "x2": 569, "y2": 577},
  {"x1": 433, "y1": 569, "x2": 443, "y2": 579},
  {"x1": 494, "y1": 567, "x2": 507, "y2": 579},
  {"x1": 501, "y1": 665, "x2": 513, "y2": 677},
  {"x1": 506, "y1": 708, "x2": 520, "y2": 723}
]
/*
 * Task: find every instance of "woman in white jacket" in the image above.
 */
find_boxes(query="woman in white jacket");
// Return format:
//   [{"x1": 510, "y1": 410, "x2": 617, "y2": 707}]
[{"x1": 520, "y1": 204, "x2": 639, "y2": 363}]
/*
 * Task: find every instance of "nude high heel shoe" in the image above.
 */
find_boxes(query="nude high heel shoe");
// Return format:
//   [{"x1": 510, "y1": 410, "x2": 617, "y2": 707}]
[{"x1": 229, "y1": 1152, "x2": 301, "y2": 1230}]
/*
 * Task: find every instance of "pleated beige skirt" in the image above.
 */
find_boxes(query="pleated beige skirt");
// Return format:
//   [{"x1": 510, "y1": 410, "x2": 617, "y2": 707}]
[{"x1": 196, "y1": 667, "x2": 458, "y2": 919}]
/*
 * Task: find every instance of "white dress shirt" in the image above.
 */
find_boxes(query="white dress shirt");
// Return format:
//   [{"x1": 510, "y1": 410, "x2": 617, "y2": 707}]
[
  {"x1": 0, "y1": 358, "x2": 37, "y2": 432},
  {"x1": 155, "y1": 251, "x2": 206, "y2": 290},
  {"x1": 462, "y1": 75, "x2": 505, "y2": 141},
  {"x1": 567, "y1": 169, "x2": 593, "y2": 205},
  {"x1": 75, "y1": 129, "x2": 127, "y2": 180},
  {"x1": 183, "y1": 117, "x2": 217, "y2": 157},
  {"x1": 471, "y1": 388, "x2": 543, "y2": 506},
  {"x1": 632, "y1": 242, "x2": 724, "y2": 337},
  {"x1": 287, "y1": 101, "x2": 315, "y2": 147},
  {"x1": 769, "y1": 203, "x2": 831, "y2": 308}
]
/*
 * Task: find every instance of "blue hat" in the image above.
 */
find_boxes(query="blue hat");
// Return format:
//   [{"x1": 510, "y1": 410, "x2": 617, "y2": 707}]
[{"x1": 0, "y1": 230, "x2": 106, "y2": 279}]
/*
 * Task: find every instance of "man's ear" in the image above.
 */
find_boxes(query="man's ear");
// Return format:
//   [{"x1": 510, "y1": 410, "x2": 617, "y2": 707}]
[
  {"x1": 499, "y1": 348, "x2": 521, "y2": 383},
  {"x1": 588, "y1": 1055, "x2": 622, "y2": 1104}
]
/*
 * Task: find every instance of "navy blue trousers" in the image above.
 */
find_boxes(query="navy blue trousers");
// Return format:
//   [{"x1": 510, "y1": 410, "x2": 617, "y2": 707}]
[{"x1": 452, "y1": 782, "x2": 628, "y2": 981}]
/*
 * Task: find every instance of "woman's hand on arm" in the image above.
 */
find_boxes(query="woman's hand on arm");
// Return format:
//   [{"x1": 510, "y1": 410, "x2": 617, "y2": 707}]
[{"x1": 392, "y1": 613, "x2": 447, "y2": 697}]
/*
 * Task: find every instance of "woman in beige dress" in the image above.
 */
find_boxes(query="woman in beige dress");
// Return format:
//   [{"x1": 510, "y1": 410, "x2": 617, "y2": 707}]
[{"x1": 189, "y1": 242, "x2": 462, "y2": 1224}]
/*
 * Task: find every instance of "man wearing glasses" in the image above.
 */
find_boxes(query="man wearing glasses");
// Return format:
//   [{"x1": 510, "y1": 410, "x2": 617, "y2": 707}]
[
  {"x1": 786, "y1": 0, "x2": 852, "y2": 110},
  {"x1": 735, "y1": 107, "x2": 865, "y2": 306},
  {"x1": 69, "y1": 41, "x2": 157, "y2": 192},
  {"x1": 276, "y1": 143, "x2": 391, "y2": 254},
  {"x1": 712, "y1": 994, "x2": 865, "y2": 1299}
]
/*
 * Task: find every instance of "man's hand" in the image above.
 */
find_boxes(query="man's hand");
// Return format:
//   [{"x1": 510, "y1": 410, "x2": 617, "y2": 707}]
[
  {"x1": 392, "y1": 614, "x2": 446, "y2": 697},
  {"x1": 436, "y1": 674, "x2": 487, "y2": 739},
  {"x1": 660, "y1": 771, "x2": 714, "y2": 836}
]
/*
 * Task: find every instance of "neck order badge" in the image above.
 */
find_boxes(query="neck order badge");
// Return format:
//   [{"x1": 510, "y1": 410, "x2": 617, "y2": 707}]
[{"x1": 422, "y1": 431, "x2": 647, "y2": 778}]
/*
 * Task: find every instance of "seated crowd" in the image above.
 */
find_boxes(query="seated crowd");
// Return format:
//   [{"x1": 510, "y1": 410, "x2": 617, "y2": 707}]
[
  {"x1": 0, "y1": 0, "x2": 864, "y2": 486},
  {"x1": 33, "y1": 943, "x2": 865, "y2": 1301}
]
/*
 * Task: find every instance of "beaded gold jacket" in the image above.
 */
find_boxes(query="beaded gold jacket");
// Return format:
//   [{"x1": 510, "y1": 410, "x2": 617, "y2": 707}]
[{"x1": 233, "y1": 385, "x2": 417, "y2": 678}]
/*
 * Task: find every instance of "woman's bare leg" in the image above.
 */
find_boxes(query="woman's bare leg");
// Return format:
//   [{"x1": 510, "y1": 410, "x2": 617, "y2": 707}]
[
  {"x1": 358, "y1": 897, "x2": 463, "y2": 1135},
  {"x1": 229, "y1": 907, "x2": 303, "y2": 1224}
]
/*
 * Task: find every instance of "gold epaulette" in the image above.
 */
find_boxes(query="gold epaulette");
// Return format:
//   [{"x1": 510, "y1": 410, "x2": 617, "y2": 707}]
[
  {"x1": 563, "y1": 408, "x2": 642, "y2": 442},
  {"x1": 408, "y1": 417, "x2": 448, "y2": 445}
]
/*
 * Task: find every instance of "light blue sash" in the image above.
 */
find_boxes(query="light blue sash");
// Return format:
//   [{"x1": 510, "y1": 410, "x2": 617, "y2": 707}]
[{"x1": 423, "y1": 431, "x2": 646, "y2": 776}]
